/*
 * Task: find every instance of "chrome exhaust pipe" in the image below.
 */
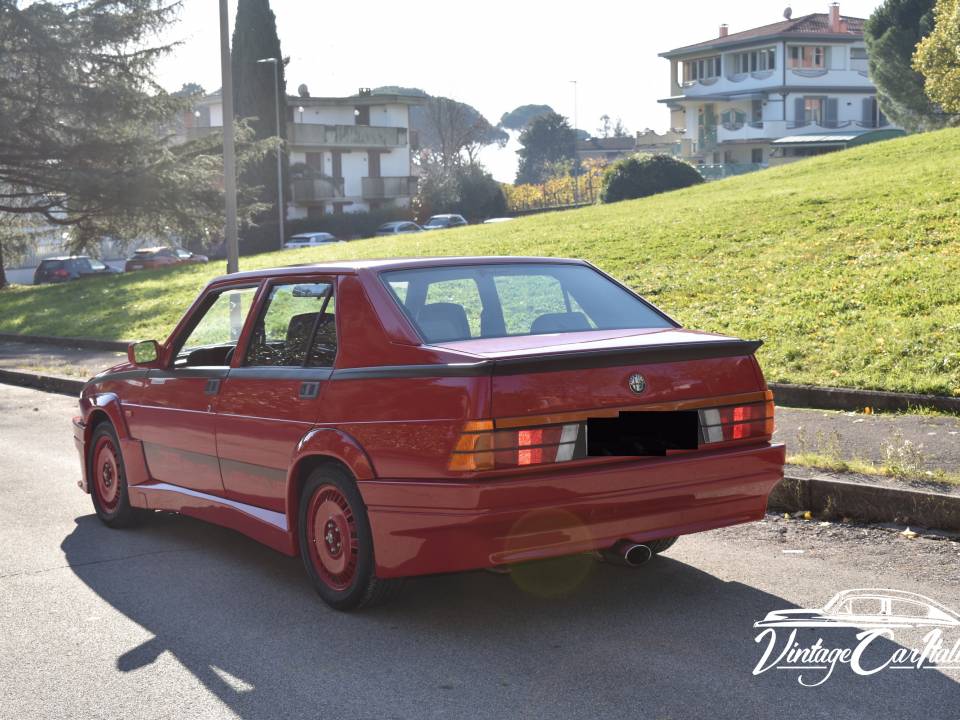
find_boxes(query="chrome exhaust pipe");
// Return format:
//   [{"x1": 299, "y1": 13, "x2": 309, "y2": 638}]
[{"x1": 601, "y1": 540, "x2": 653, "y2": 567}]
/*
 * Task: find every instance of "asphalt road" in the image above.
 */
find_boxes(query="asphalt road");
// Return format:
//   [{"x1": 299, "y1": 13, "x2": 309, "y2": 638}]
[{"x1": 1, "y1": 383, "x2": 958, "y2": 720}]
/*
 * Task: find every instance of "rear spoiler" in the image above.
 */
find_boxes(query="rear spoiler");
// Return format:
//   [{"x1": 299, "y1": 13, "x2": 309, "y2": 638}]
[
  {"x1": 331, "y1": 339, "x2": 762, "y2": 380},
  {"x1": 489, "y1": 339, "x2": 763, "y2": 376}
]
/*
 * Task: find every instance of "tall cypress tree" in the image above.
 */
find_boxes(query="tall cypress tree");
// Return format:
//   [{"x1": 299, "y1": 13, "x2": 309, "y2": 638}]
[{"x1": 232, "y1": 0, "x2": 288, "y2": 250}]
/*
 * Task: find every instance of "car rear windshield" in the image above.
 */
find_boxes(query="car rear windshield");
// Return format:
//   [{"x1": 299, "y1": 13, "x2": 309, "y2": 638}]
[{"x1": 381, "y1": 263, "x2": 674, "y2": 343}]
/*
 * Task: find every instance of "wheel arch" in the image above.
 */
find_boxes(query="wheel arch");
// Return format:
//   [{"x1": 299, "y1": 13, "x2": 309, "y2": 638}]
[{"x1": 285, "y1": 427, "x2": 376, "y2": 551}]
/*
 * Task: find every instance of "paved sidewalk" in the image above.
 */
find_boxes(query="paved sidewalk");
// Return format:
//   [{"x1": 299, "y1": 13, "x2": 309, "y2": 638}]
[
  {"x1": 2, "y1": 338, "x2": 959, "y2": 476},
  {"x1": 0, "y1": 340, "x2": 123, "y2": 380}
]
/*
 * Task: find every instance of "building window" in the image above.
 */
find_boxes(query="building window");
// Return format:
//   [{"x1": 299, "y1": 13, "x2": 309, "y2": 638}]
[
  {"x1": 788, "y1": 45, "x2": 825, "y2": 68},
  {"x1": 751, "y1": 148, "x2": 764, "y2": 164},
  {"x1": 734, "y1": 47, "x2": 776, "y2": 74},
  {"x1": 804, "y1": 97, "x2": 825, "y2": 123},
  {"x1": 683, "y1": 55, "x2": 721, "y2": 82},
  {"x1": 850, "y1": 46, "x2": 868, "y2": 71}
]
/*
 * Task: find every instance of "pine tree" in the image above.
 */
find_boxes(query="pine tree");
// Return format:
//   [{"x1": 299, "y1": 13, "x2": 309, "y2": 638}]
[
  {"x1": 231, "y1": 0, "x2": 288, "y2": 251},
  {"x1": 0, "y1": 0, "x2": 266, "y2": 287}
]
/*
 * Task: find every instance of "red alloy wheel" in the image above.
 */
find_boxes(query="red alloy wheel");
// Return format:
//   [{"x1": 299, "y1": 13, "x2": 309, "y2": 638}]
[
  {"x1": 92, "y1": 435, "x2": 121, "y2": 513},
  {"x1": 306, "y1": 484, "x2": 359, "y2": 591}
]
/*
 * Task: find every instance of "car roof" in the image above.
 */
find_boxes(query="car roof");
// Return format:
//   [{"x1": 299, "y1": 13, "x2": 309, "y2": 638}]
[
  {"x1": 133, "y1": 246, "x2": 170, "y2": 253},
  {"x1": 428, "y1": 214, "x2": 460, "y2": 219},
  {"x1": 209, "y1": 256, "x2": 590, "y2": 284},
  {"x1": 41, "y1": 255, "x2": 89, "y2": 261},
  {"x1": 290, "y1": 232, "x2": 333, "y2": 238}
]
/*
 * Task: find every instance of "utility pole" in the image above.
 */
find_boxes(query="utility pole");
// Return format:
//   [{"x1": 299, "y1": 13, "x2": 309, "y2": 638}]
[
  {"x1": 569, "y1": 79, "x2": 579, "y2": 205},
  {"x1": 219, "y1": 0, "x2": 239, "y2": 274},
  {"x1": 257, "y1": 57, "x2": 285, "y2": 250}
]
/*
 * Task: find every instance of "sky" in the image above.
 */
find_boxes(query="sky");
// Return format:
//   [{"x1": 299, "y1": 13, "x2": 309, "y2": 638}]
[{"x1": 155, "y1": 0, "x2": 884, "y2": 181}]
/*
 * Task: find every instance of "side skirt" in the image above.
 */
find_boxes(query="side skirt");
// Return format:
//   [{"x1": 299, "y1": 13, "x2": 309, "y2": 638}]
[{"x1": 129, "y1": 482, "x2": 297, "y2": 556}]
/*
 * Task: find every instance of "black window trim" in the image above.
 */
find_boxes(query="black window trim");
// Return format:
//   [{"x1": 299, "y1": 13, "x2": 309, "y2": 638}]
[
  {"x1": 377, "y1": 260, "x2": 679, "y2": 345},
  {"x1": 167, "y1": 282, "x2": 263, "y2": 368},
  {"x1": 241, "y1": 275, "x2": 339, "y2": 369}
]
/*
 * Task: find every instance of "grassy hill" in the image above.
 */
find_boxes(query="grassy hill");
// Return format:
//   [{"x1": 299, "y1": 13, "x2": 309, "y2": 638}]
[{"x1": 2, "y1": 128, "x2": 959, "y2": 395}]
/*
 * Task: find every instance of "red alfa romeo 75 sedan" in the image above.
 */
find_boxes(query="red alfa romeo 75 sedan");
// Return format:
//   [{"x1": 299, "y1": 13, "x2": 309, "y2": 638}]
[{"x1": 73, "y1": 257, "x2": 785, "y2": 610}]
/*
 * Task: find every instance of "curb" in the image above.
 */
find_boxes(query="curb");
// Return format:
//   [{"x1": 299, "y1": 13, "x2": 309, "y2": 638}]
[
  {"x1": 0, "y1": 333, "x2": 128, "y2": 353},
  {"x1": 0, "y1": 368, "x2": 83, "y2": 397},
  {"x1": 769, "y1": 474, "x2": 960, "y2": 532},
  {"x1": 769, "y1": 382, "x2": 960, "y2": 414}
]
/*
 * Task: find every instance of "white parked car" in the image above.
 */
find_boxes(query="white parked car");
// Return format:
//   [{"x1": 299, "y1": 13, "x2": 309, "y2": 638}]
[
  {"x1": 483, "y1": 217, "x2": 515, "y2": 224},
  {"x1": 375, "y1": 221, "x2": 423, "y2": 236},
  {"x1": 422, "y1": 214, "x2": 467, "y2": 230},
  {"x1": 283, "y1": 232, "x2": 342, "y2": 249}
]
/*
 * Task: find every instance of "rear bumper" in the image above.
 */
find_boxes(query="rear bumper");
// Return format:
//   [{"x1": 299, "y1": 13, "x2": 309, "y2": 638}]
[{"x1": 358, "y1": 443, "x2": 785, "y2": 578}]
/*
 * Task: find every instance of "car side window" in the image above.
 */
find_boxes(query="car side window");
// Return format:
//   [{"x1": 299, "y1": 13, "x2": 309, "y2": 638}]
[
  {"x1": 175, "y1": 286, "x2": 258, "y2": 366},
  {"x1": 245, "y1": 281, "x2": 338, "y2": 367}
]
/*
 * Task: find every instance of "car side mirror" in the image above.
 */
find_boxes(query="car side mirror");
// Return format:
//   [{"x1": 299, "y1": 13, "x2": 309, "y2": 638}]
[{"x1": 128, "y1": 340, "x2": 161, "y2": 367}]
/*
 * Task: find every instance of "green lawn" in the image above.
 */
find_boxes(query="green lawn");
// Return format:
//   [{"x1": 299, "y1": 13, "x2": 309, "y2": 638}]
[{"x1": 2, "y1": 128, "x2": 960, "y2": 395}]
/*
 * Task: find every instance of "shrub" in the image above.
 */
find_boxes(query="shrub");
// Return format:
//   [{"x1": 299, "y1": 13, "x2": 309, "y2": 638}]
[{"x1": 599, "y1": 154, "x2": 703, "y2": 204}]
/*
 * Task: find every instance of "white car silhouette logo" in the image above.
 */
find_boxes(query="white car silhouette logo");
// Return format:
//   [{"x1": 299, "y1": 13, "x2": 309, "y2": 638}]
[{"x1": 754, "y1": 589, "x2": 960, "y2": 630}]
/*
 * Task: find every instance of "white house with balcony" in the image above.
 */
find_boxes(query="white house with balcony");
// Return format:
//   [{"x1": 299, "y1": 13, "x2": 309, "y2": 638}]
[
  {"x1": 180, "y1": 89, "x2": 420, "y2": 219},
  {"x1": 659, "y1": 3, "x2": 901, "y2": 175}
]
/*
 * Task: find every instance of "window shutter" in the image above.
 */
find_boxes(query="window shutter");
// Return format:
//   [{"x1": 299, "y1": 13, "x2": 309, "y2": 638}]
[
  {"x1": 823, "y1": 46, "x2": 832, "y2": 68},
  {"x1": 825, "y1": 98, "x2": 838, "y2": 127},
  {"x1": 794, "y1": 97, "x2": 805, "y2": 124}
]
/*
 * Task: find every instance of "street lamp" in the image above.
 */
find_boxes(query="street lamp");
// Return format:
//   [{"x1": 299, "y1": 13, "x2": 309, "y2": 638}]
[
  {"x1": 257, "y1": 57, "x2": 285, "y2": 250},
  {"x1": 569, "y1": 79, "x2": 579, "y2": 205}
]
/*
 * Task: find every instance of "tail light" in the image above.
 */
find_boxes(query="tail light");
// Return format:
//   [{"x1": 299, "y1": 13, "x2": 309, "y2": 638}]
[
  {"x1": 449, "y1": 392, "x2": 775, "y2": 472},
  {"x1": 449, "y1": 420, "x2": 585, "y2": 471},
  {"x1": 698, "y1": 392, "x2": 775, "y2": 444},
  {"x1": 53, "y1": 269, "x2": 70, "y2": 279}
]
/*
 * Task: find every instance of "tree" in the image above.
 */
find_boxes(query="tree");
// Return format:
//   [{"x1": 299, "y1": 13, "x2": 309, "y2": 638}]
[
  {"x1": 612, "y1": 118, "x2": 630, "y2": 138},
  {"x1": 232, "y1": 0, "x2": 288, "y2": 250},
  {"x1": 599, "y1": 155, "x2": 703, "y2": 204},
  {"x1": 173, "y1": 82, "x2": 206, "y2": 98},
  {"x1": 913, "y1": 0, "x2": 960, "y2": 113},
  {"x1": 500, "y1": 104, "x2": 554, "y2": 131},
  {"x1": 0, "y1": 0, "x2": 265, "y2": 288},
  {"x1": 413, "y1": 161, "x2": 505, "y2": 222},
  {"x1": 865, "y1": 0, "x2": 948, "y2": 130},
  {"x1": 454, "y1": 165, "x2": 507, "y2": 221},
  {"x1": 421, "y1": 96, "x2": 507, "y2": 167},
  {"x1": 515, "y1": 112, "x2": 577, "y2": 185},
  {"x1": 373, "y1": 88, "x2": 507, "y2": 167}
]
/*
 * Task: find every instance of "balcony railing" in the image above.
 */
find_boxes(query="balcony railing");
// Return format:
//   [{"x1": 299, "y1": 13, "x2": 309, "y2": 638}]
[
  {"x1": 361, "y1": 176, "x2": 416, "y2": 199},
  {"x1": 287, "y1": 123, "x2": 407, "y2": 148},
  {"x1": 290, "y1": 177, "x2": 346, "y2": 203}
]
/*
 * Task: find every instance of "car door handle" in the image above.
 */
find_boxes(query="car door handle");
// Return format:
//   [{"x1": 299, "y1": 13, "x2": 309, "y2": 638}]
[
  {"x1": 204, "y1": 379, "x2": 221, "y2": 395},
  {"x1": 299, "y1": 381, "x2": 320, "y2": 400}
]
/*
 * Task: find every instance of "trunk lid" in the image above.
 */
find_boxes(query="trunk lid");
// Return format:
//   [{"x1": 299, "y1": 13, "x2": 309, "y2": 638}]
[{"x1": 434, "y1": 328, "x2": 765, "y2": 418}]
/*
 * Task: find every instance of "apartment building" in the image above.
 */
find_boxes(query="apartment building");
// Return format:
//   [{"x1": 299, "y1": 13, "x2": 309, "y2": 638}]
[
  {"x1": 179, "y1": 88, "x2": 420, "y2": 219},
  {"x1": 658, "y1": 3, "x2": 901, "y2": 174}
]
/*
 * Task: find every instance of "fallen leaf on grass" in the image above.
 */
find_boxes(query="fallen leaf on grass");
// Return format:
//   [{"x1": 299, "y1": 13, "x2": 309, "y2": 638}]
[{"x1": 900, "y1": 528, "x2": 918, "y2": 540}]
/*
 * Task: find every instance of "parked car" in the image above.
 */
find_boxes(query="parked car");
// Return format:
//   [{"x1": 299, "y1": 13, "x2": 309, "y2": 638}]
[
  {"x1": 124, "y1": 246, "x2": 208, "y2": 272},
  {"x1": 482, "y1": 217, "x2": 515, "y2": 224},
  {"x1": 283, "y1": 232, "x2": 341, "y2": 249},
  {"x1": 73, "y1": 257, "x2": 784, "y2": 610},
  {"x1": 375, "y1": 221, "x2": 423, "y2": 236},
  {"x1": 422, "y1": 214, "x2": 467, "y2": 230},
  {"x1": 33, "y1": 256, "x2": 119, "y2": 284}
]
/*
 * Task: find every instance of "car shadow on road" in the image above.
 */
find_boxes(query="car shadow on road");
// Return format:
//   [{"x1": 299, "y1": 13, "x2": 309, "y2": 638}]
[{"x1": 62, "y1": 512, "x2": 958, "y2": 720}]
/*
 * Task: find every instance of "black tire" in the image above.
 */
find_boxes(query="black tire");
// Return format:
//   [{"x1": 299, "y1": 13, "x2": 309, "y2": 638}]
[
  {"x1": 87, "y1": 421, "x2": 140, "y2": 528},
  {"x1": 645, "y1": 536, "x2": 679, "y2": 555},
  {"x1": 298, "y1": 464, "x2": 404, "y2": 610}
]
